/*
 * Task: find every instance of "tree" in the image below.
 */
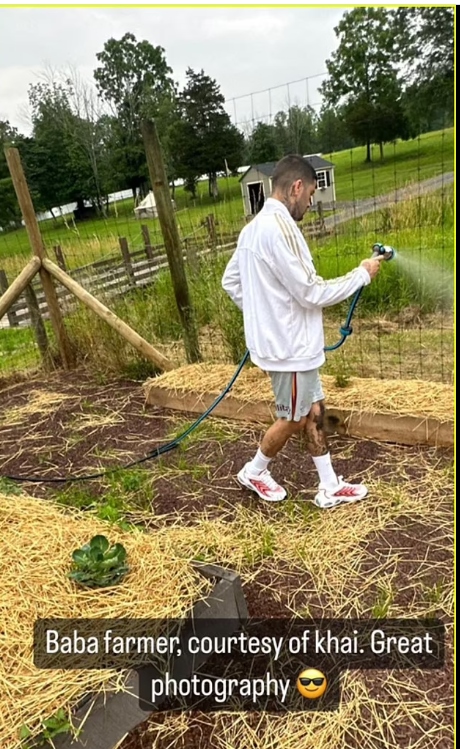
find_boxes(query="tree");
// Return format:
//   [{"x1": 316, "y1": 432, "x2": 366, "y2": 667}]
[
  {"x1": 59, "y1": 68, "x2": 113, "y2": 212},
  {"x1": 93, "y1": 32, "x2": 175, "y2": 198},
  {"x1": 0, "y1": 120, "x2": 20, "y2": 180},
  {"x1": 0, "y1": 177, "x2": 23, "y2": 230},
  {"x1": 0, "y1": 122, "x2": 21, "y2": 229},
  {"x1": 168, "y1": 118, "x2": 201, "y2": 197},
  {"x1": 394, "y1": 8, "x2": 454, "y2": 132},
  {"x1": 0, "y1": 122, "x2": 24, "y2": 229},
  {"x1": 274, "y1": 105, "x2": 319, "y2": 156},
  {"x1": 24, "y1": 80, "x2": 99, "y2": 215},
  {"x1": 247, "y1": 122, "x2": 280, "y2": 164},
  {"x1": 321, "y1": 8, "x2": 408, "y2": 161},
  {"x1": 170, "y1": 68, "x2": 244, "y2": 198},
  {"x1": 316, "y1": 106, "x2": 354, "y2": 154}
]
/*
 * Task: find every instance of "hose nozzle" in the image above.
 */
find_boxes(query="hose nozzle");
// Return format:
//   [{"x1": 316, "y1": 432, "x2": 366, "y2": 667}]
[{"x1": 372, "y1": 243, "x2": 395, "y2": 261}]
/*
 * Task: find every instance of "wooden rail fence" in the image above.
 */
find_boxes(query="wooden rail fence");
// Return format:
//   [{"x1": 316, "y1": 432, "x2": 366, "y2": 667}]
[{"x1": 0, "y1": 232, "x2": 239, "y2": 330}]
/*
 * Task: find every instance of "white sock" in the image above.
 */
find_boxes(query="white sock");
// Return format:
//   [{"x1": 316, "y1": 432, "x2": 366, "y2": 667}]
[
  {"x1": 312, "y1": 453, "x2": 338, "y2": 490},
  {"x1": 247, "y1": 448, "x2": 272, "y2": 475}
]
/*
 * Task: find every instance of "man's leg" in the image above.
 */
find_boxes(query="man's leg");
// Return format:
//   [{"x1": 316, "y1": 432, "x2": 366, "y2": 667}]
[
  {"x1": 304, "y1": 399, "x2": 368, "y2": 508},
  {"x1": 237, "y1": 372, "x2": 306, "y2": 501},
  {"x1": 304, "y1": 400, "x2": 339, "y2": 489},
  {"x1": 238, "y1": 417, "x2": 305, "y2": 501},
  {"x1": 304, "y1": 399, "x2": 329, "y2": 457},
  {"x1": 260, "y1": 417, "x2": 306, "y2": 458}
]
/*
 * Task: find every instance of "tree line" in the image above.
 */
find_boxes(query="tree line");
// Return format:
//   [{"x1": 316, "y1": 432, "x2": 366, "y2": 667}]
[{"x1": 0, "y1": 6, "x2": 453, "y2": 231}]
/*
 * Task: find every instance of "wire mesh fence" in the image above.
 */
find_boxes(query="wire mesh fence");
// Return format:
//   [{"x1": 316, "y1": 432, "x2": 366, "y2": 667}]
[{"x1": 0, "y1": 115, "x2": 454, "y2": 387}]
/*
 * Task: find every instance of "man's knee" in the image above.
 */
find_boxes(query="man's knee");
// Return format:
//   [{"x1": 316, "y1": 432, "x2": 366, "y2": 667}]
[
  {"x1": 296, "y1": 415, "x2": 308, "y2": 431},
  {"x1": 277, "y1": 416, "x2": 307, "y2": 433}
]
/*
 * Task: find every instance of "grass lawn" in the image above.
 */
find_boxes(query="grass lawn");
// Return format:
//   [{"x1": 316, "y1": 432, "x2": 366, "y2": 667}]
[
  {"x1": 324, "y1": 128, "x2": 454, "y2": 201},
  {"x1": 0, "y1": 327, "x2": 42, "y2": 376},
  {"x1": 0, "y1": 128, "x2": 454, "y2": 276}
]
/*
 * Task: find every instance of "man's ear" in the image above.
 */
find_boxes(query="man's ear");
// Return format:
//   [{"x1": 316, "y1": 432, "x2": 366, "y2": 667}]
[{"x1": 293, "y1": 179, "x2": 302, "y2": 194}]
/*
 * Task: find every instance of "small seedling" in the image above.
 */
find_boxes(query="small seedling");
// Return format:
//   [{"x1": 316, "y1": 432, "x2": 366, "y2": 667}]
[
  {"x1": 423, "y1": 581, "x2": 444, "y2": 605},
  {"x1": 20, "y1": 708, "x2": 71, "y2": 747},
  {"x1": 261, "y1": 527, "x2": 276, "y2": 558},
  {"x1": 371, "y1": 585, "x2": 393, "y2": 618},
  {"x1": 334, "y1": 372, "x2": 351, "y2": 388},
  {"x1": 422, "y1": 581, "x2": 445, "y2": 617},
  {"x1": 0, "y1": 477, "x2": 23, "y2": 496},
  {"x1": 69, "y1": 535, "x2": 129, "y2": 588}
]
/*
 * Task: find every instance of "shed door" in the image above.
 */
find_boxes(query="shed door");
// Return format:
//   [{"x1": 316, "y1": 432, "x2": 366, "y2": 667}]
[{"x1": 248, "y1": 182, "x2": 265, "y2": 215}]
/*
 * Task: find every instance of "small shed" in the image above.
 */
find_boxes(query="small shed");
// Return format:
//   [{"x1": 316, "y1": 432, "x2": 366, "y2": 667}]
[{"x1": 239, "y1": 155, "x2": 336, "y2": 216}]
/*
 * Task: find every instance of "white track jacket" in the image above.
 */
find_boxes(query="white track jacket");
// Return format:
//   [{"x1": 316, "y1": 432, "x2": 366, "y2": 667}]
[{"x1": 222, "y1": 198, "x2": 371, "y2": 372}]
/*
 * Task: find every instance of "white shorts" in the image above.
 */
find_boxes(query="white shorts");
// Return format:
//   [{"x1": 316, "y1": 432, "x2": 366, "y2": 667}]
[{"x1": 269, "y1": 370, "x2": 325, "y2": 422}]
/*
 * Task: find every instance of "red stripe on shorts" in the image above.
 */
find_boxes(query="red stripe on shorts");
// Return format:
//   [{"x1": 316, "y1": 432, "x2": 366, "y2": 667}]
[{"x1": 291, "y1": 373, "x2": 297, "y2": 418}]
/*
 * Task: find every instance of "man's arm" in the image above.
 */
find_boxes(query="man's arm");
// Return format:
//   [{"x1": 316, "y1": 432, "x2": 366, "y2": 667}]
[
  {"x1": 266, "y1": 224, "x2": 375, "y2": 309},
  {"x1": 222, "y1": 248, "x2": 243, "y2": 310}
]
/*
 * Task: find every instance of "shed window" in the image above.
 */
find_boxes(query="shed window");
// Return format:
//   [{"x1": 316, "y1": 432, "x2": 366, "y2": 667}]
[{"x1": 316, "y1": 170, "x2": 331, "y2": 189}]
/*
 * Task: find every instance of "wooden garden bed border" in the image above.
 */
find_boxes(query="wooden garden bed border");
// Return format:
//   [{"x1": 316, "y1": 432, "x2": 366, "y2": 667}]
[{"x1": 143, "y1": 386, "x2": 453, "y2": 448}]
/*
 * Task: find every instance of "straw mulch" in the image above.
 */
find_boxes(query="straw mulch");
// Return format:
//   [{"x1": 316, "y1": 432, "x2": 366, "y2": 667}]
[
  {"x1": 135, "y1": 669, "x2": 450, "y2": 749},
  {"x1": 0, "y1": 390, "x2": 78, "y2": 427},
  {"x1": 149, "y1": 462, "x2": 453, "y2": 620},
  {"x1": 0, "y1": 494, "x2": 211, "y2": 749},
  {"x1": 146, "y1": 364, "x2": 453, "y2": 422}
]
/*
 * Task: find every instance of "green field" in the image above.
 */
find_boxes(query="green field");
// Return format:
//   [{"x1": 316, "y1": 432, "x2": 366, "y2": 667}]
[
  {"x1": 323, "y1": 128, "x2": 454, "y2": 201},
  {"x1": 0, "y1": 128, "x2": 454, "y2": 276}
]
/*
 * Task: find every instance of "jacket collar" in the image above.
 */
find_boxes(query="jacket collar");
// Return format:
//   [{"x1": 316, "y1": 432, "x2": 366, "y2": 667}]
[{"x1": 264, "y1": 197, "x2": 295, "y2": 223}]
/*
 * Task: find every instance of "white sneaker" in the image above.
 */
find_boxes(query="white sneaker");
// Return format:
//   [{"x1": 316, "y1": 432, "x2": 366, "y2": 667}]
[
  {"x1": 237, "y1": 463, "x2": 287, "y2": 502},
  {"x1": 314, "y1": 476, "x2": 368, "y2": 509}
]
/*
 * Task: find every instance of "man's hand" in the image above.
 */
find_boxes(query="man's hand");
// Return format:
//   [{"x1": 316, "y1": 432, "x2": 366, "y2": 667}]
[{"x1": 360, "y1": 256, "x2": 384, "y2": 280}]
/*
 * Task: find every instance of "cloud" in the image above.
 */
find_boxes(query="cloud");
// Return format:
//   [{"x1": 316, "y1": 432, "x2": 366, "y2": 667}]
[
  {"x1": 202, "y1": 13, "x2": 290, "y2": 40},
  {"x1": 0, "y1": 7, "x2": 344, "y2": 133}
]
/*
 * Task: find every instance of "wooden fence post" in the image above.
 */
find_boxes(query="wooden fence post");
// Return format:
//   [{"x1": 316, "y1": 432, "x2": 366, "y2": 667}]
[
  {"x1": 141, "y1": 119, "x2": 201, "y2": 363},
  {"x1": 141, "y1": 225, "x2": 154, "y2": 260},
  {"x1": 4, "y1": 147, "x2": 74, "y2": 369},
  {"x1": 316, "y1": 200, "x2": 326, "y2": 233},
  {"x1": 206, "y1": 214, "x2": 217, "y2": 250},
  {"x1": 23, "y1": 283, "x2": 53, "y2": 368},
  {"x1": 119, "y1": 237, "x2": 136, "y2": 287},
  {"x1": 0, "y1": 269, "x2": 19, "y2": 327},
  {"x1": 53, "y1": 245, "x2": 67, "y2": 271},
  {"x1": 0, "y1": 257, "x2": 41, "y2": 323},
  {"x1": 184, "y1": 238, "x2": 199, "y2": 274}
]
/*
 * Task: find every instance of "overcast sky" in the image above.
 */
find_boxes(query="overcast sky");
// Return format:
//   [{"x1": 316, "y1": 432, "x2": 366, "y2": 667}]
[{"x1": 0, "y1": 6, "x2": 345, "y2": 134}]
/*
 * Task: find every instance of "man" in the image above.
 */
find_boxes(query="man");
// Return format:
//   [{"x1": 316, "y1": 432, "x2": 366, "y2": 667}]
[{"x1": 221, "y1": 155, "x2": 383, "y2": 509}]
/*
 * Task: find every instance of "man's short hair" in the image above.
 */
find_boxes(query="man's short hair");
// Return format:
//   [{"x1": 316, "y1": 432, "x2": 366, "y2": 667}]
[{"x1": 271, "y1": 154, "x2": 317, "y2": 193}]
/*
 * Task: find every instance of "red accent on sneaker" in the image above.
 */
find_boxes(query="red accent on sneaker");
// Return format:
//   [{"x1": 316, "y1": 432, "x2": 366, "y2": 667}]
[
  {"x1": 333, "y1": 486, "x2": 362, "y2": 497},
  {"x1": 248, "y1": 478, "x2": 277, "y2": 498}
]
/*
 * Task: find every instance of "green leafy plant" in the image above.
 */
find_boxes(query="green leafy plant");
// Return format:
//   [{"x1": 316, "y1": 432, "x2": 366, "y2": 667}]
[
  {"x1": 371, "y1": 585, "x2": 393, "y2": 618},
  {"x1": 20, "y1": 708, "x2": 72, "y2": 747},
  {"x1": 0, "y1": 477, "x2": 23, "y2": 496},
  {"x1": 68, "y1": 535, "x2": 129, "y2": 588},
  {"x1": 334, "y1": 371, "x2": 351, "y2": 389}
]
